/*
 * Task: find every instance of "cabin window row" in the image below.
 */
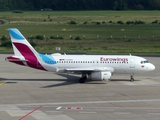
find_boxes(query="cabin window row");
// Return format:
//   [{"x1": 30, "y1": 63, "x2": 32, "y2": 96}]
[{"x1": 44, "y1": 61, "x2": 129, "y2": 64}]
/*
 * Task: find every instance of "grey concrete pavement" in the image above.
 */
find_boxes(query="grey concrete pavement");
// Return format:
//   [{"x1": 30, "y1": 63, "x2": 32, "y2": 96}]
[{"x1": 0, "y1": 54, "x2": 160, "y2": 120}]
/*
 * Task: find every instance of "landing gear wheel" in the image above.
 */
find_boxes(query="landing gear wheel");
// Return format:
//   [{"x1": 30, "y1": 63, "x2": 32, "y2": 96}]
[
  {"x1": 79, "y1": 78, "x2": 85, "y2": 83},
  {"x1": 130, "y1": 75, "x2": 134, "y2": 82},
  {"x1": 83, "y1": 76, "x2": 87, "y2": 80},
  {"x1": 130, "y1": 78, "x2": 134, "y2": 82},
  {"x1": 79, "y1": 74, "x2": 87, "y2": 83}
]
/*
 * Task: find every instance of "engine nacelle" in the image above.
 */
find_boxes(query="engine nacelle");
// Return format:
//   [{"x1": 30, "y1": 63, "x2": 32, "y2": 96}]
[{"x1": 89, "y1": 71, "x2": 111, "y2": 81}]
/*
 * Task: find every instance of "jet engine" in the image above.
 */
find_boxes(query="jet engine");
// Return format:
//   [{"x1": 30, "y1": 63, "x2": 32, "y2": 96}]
[{"x1": 89, "y1": 71, "x2": 111, "y2": 81}]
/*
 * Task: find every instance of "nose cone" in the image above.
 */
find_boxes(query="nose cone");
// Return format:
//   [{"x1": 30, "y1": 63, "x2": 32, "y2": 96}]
[{"x1": 149, "y1": 64, "x2": 155, "y2": 71}]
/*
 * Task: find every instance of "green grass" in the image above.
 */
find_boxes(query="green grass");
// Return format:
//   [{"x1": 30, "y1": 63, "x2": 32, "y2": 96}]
[
  {"x1": 1, "y1": 11, "x2": 160, "y2": 24},
  {"x1": 1, "y1": 24, "x2": 160, "y2": 39},
  {"x1": 0, "y1": 11, "x2": 160, "y2": 55}
]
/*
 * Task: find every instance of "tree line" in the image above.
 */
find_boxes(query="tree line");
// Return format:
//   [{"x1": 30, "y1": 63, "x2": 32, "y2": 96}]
[{"x1": 0, "y1": 0, "x2": 160, "y2": 11}]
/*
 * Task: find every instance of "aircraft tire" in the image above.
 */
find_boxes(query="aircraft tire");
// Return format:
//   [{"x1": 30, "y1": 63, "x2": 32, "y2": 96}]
[
  {"x1": 130, "y1": 78, "x2": 134, "y2": 82},
  {"x1": 79, "y1": 78, "x2": 85, "y2": 83}
]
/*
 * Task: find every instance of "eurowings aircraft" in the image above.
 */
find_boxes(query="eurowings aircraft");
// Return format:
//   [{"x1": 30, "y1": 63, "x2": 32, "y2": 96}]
[{"x1": 5, "y1": 28, "x2": 155, "y2": 83}]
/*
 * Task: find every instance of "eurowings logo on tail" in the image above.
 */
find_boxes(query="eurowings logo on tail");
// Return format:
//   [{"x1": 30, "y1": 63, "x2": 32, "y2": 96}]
[{"x1": 6, "y1": 28, "x2": 46, "y2": 70}]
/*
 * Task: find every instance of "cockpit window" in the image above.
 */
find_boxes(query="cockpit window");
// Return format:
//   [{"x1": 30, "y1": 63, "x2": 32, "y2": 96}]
[
  {"x1": 144, "y1": 61, "x2": 149, "y2": 63},
  {"x1": 141, "y1": 60, "x2": 149, "y2": 64}
]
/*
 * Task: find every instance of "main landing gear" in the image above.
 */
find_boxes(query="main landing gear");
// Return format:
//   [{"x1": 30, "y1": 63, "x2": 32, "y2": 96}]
[
  {"x1": 79, "y1": 74, "x2": 87, "y2": 83},
  {"x1": 130, "y1": 75, "x2": 134, "y2": 82}
]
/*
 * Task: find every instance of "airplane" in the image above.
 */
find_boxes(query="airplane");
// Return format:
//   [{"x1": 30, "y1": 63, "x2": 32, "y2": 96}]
[{"x1": 5, "y1": 28, "x2": 155, "y2": 83}]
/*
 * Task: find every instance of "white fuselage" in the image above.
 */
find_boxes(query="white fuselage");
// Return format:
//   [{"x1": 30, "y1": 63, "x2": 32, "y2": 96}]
[{"x1": 39, "y1": 54, "x2": 155, "y2": 74}]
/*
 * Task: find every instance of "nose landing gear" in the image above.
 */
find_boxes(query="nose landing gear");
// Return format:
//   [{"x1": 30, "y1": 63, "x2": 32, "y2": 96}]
[{"x1": 130, "y1": 75, "x2": 134, "y2": 82}]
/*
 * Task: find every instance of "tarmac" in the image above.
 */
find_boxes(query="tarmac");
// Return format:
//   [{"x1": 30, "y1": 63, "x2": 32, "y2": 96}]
[{"x1": 0, "y1": 54, "x2": 160, "y2": 120}]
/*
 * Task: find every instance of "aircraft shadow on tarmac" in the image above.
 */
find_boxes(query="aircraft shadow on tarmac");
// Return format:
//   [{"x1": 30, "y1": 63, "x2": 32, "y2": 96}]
[
  {"x1": 111, "y1": 79, "x2": 141, "y2": 82},
  {"x1": 0, "y1": 74, "x2": 80, "y2": 87},
  {"x1": 41, "y1": 74, "x2": 108, "y2": 88},
  {"x1": 0, "y1": 74, "x2": 141, "y2": 88},
  {"x1": 0, "y1": 78, "x2": 17, "y2": 84},
  {"x1": 0, "y1": 74, "x2": 106, "y2": 87}
]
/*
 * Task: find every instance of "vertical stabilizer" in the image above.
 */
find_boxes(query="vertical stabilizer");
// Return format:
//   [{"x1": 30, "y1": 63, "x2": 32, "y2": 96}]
[
  {"x1": 6, "y1": 28, "x2": 46, "y2": 70},
  {"x1": 9, "y1": 28, "x2": 38, "y2": 57}
]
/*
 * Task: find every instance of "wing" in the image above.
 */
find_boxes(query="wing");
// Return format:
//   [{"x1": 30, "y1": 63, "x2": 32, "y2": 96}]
[{"x1": 65, "y1": 67, "x2": 114, "y2": 73}]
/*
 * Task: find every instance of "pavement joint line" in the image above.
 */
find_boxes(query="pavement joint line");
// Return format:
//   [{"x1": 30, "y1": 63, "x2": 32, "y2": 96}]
[
  {"x1": 84, "y1": 109, "x2": 114, "y2": 111},
  {"x1": 2, "y1": 99, "x2": 160, "y2": 106},
  {"x1": 46, "y1": 111, "x2": 63, "y2": 113},
  {"x1": 148, "y1": 110, "x2": 160, "y2": 112},
  {"x1": 114, "y1": 112, "x2": 131, "y2": 115},
  {"x1": 79, "y1": 112, "x2": 97, "y2": 114},
  {"x1": 148, "y1": 113, "x2": 160, "y2": 115}
]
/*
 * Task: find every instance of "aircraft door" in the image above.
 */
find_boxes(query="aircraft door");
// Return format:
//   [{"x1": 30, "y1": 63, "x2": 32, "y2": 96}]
[{"x1": 130, "y1": 57, "x2": 135, "y2": 68}]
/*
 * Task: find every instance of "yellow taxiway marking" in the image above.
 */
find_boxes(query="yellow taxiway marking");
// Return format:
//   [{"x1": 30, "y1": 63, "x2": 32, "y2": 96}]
[{"x1": 0, "y1": 82, "x2": 6, "y2": 86}]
